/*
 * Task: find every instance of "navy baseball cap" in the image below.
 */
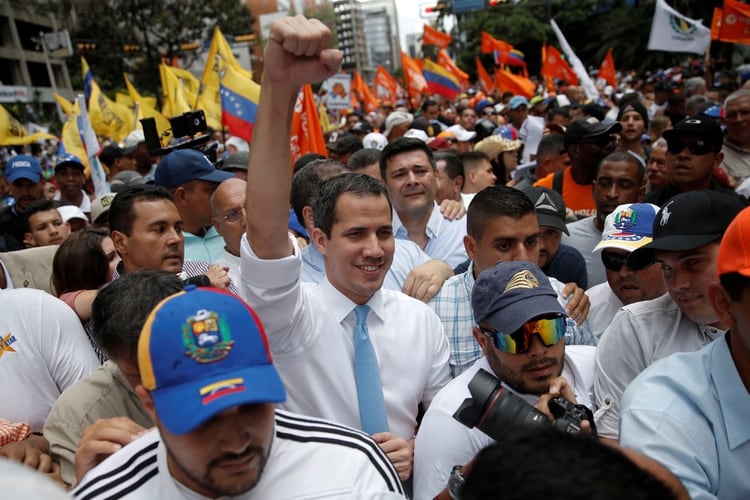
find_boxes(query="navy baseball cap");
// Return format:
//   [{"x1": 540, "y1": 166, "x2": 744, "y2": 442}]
[
  {"x1": 55, "y1": 154, "x2": 85, "y2": 172},
  {"x1": 472, "y1": 261, "x2": 565, "y2": 334},
  {"x1": 5, "y1": 155, "x2": 42, "y2": 183},
  {"x1": 138, "y1": 287, "x2": 286, "y2": 435},
  {"x1": 154, "y1": 149, "x2": 233, "y2": 189}
]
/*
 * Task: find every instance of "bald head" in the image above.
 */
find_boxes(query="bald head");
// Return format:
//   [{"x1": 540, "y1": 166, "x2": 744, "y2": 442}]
[{"x1": 210, "y1": 178, "x2": 247, "y2": 257}]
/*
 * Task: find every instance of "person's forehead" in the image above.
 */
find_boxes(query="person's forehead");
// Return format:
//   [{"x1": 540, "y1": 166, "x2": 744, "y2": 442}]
[
  {"x1": 598, "y1": 160, "x2": 640, "y2": 179},
  {"x1": 726, "y1": 94, "x2": 750, "y2": 109},
  {"x1": 386, "y1": 149, "x2": 431, "y2": 169},
  {"x1": 483, "y1": 214, "x2": 539, "y2": 240},
  {"x1": 11, "y1": 178, "x2": 40, "y2": 187},
  {"x1": 620, "y1": 110, "x2": 643, "y2": 120},
  {"x1": 133, "y1": 198, "x2": 179, "y2": 221},
  {"x1": 30, "y1": 209, "x2": 62, "y2": 223},
  {"x1": 654, "y1": 243, "x2": 719, "y2": 262},
  {"x1": 332, "y1": 192, "x2": 391, "y2": 222}
]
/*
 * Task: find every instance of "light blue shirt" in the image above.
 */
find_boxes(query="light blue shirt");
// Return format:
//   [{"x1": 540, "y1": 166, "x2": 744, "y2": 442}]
[
  {"x1": 183, "y1": 226, "x2": 225, "y2": 263},
  {"x1": 620, "y1": 334, "x2": 750, "y2": 500},
  {"x1": 392, "y1": 203, "x2": 468, "y2": 269},
  {"x1": 300, "y1": 239, "x2": 431, "y2": 291},
  {"x1": 429, "y1": 262, "x2": 596, "y2": 377}
]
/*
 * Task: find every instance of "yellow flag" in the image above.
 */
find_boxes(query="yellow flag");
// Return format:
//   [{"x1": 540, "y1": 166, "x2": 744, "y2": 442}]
[
  {"x1": 82, "y1": 57, "x2": 134, "y2": 141},
  {"x1": 60, "y1": 101, "x2": 90, "y2": 172},
  {"x1": 116, "y1": 92, "x2": 133, "y2": 108},
  {"x1": 160, "y1": 64, "x2": 192, "y2": 116},
  {"x1": 0, "y1": 105, "x2": 55, "y2": 145},
  {"x1": 53, "y1": 93, "x2": 74, "y2": 116},
  {"x1": 124, "y1": 73, "x2": 172, "y2": 144}
]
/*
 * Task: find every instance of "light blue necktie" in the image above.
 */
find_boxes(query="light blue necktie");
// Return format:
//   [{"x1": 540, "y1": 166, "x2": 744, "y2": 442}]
[{"x1": 353, "y1": 305, "x2": 389, "y2": 434}]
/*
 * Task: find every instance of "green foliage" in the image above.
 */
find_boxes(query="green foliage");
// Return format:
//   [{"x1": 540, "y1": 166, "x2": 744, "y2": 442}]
[{"x1": 55, "y1": 0, "x2": 254, "y2": 100}]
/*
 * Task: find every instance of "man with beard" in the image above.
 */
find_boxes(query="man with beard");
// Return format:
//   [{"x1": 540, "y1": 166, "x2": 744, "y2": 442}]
[
  {"x1": 0, "y1": 155, "x2": 44, "y2": 250},
  {"x1": 586, "y1": 203, "x2": 666, "y2": 339},
  {"x1": 563, "y1": 152, "x2": 645, "y2": 287},
  {"x1": 414, "y1": 260, "x2": 596, "y2": 500},
  {"x1": 72, "y1": 287, "x2": 405, "y2": 499}
]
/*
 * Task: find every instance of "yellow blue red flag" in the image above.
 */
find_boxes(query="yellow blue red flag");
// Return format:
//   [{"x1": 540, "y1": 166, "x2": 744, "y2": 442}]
[
  {"x1": 422, "y1": 59, "x2": 460, "y2": 100},
  {"x1": 219, "y1": 62, "x2": 260, "y2": 142}
]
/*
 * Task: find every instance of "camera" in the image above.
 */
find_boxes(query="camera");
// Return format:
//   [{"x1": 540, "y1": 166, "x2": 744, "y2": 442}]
[
  {"x1": 452, "y1": 369, "x2": 595, "y2": 441},
  {"x1": 141, "y1": 110, "x2": 212, "y2": 158}
]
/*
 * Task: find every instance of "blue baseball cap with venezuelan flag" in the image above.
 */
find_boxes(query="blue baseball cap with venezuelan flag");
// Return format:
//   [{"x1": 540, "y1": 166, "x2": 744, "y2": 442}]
[{"x1": 138, "y1": 286, "x2": 286, "y2": 435}]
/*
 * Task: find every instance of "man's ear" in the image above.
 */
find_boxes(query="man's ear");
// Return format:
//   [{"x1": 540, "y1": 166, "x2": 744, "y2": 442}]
[
  {"x1": 302, "y1": 206, "x2": 315, "y2": 235},
  {"x1": 172, "y1": 186, "x2": 187, "y2": 207},
  {"x1": 23, "y1": 232, "x2": 34, "y2": 248},
  {"x1": 135, "y1": 385, "x2": 157, "y2": 422},
  {"x1": 473, "y1": 326, "x2": 491, "y2": 357},
  {"x1": 311, "y1": 227, "x2": 327, "y2": 255},
  {"x1": 708, "y1": 283, "x2": 734, "y2": 327},
  {"x1": 464, "y1": 234, "x2": 477, "y2": 262},
  {"x1": 211, "y1": 216, "x2": 222, "y2": 237},
  {"x1": 111, "y1": 230, "x2": 128, "y2": 256}
]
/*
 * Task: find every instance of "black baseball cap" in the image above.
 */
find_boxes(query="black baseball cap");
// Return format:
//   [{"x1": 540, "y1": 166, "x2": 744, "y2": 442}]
[
  {"x1": 663, "y1": 116, "x2": 724, "y2": 152},
  {"x1": 627, "y1": 190, "x2": 747, "y2": 269},
  {"x1": 517, "y1": 186, "x2": 569, "y2": 235},
  {"x1": 563, "y1": 117, "x2": 622, "y2": 147}
]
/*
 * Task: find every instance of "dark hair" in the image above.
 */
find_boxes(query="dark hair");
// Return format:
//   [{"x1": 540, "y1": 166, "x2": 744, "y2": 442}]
[
  {"x1": 293, "y1": 153, "x2": 326, "y2": 174},
  {"x1": 313, "y1": 173, "x2": 392, "y2": 238},
  {"x1": 290, "y1": 159, "x2": 347, "y2": 227},
  {"x1": 52, "y1": 227, "x2": 110, "y2": 295},
  {"x1": 720, "y1": 272, "x2": 750, "y2": 302},
  {"x1": 460, "y1": 429, "x2": 678, "y2": 500},
  {"x1": 379, "y1": 137, "x2": 435, "y2": 180},
  {"x1": 597, "y1": 151, "x2": 645, "y2": 180},
  {"x1": 421, "y1": 99, "x2": 438, "y2": 112},
  {"x1": 460, "y1": 151, "x2": 491, "y2": 174},
  {"x1": 346, "y1": 148, "x2": 382, "y2": 172},
  {"x1": 536, "y1": 134, "x2": 566, "y2": 163},
  {"x1": 91, "y1": 269, "x2": 184, "y2": 363},
  {"x1": 109, "y1": 184, "x2": 173, "y2": 236},
  {"x1": 24, "y1": 199, "x2": 61, "y2": 230},
  {"x1": 467, "y1": 185, "x2": 535, "y2": 239},
  {"x1": 458, "y1": 106, "x2": 477, "y2": 117},
  {"x1": 434, "y1": 151, "x2": 464, "y2": 181}
]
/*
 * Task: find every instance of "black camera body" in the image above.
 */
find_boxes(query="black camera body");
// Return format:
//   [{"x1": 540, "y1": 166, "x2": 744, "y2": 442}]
[
  {"x1": 141, "y1": 110, "x2": 212, "y2": 158},
  {"x1": 453, "y1": 368, "x2": 595, "y2": 441}
]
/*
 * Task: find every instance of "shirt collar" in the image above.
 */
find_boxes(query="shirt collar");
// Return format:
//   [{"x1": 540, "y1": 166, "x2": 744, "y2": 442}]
[
  {"x1": 319, "y1": 277, "x2": 385, "y2": 325},
  {"x1": 713, "y1": 333, "x2": 750, "y2": 449}
]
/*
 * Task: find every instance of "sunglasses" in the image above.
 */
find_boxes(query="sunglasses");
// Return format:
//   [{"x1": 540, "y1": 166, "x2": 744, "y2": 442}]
[
  {"x1": 482, "y1": 110, "x2": 497, "y2": 116},
  {"x1": 666, "y1": 139, "x2": 715, "y2": 156},
  {"x1": 479, "y1": 315, "x2": 566, "y2": 354},
  {"x1": 601, "y1": 251, "x2": 635, "y2": 272}
]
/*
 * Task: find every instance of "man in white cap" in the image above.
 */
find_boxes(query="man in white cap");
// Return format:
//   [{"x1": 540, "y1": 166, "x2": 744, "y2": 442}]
[{"x1": 383, "y1": 111, "x2": 412, "y2": 142}]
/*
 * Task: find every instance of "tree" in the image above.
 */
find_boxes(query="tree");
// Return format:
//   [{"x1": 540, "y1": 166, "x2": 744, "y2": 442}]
[{"x1": 51, "y1": 0, "x2": 255, "y2": 101}]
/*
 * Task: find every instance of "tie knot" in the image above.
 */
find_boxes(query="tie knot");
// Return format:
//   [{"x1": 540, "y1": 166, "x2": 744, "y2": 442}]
[{"x1": 354, "y1": 305, "x2": 370, "y2": 326}]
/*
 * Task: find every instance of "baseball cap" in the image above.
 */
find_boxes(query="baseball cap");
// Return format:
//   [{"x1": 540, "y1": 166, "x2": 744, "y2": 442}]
[
  {"x1": 563, "y1": 117, "x2": 622, "y2": 147},
  {"x1": 138, "y1": 287, "x2": 286, "y2": 435},
  {"x1": 90, "y1": 192, "x2": 116, "y2": 224},
  {"x1": 447, "y1": 124, "x2": 477, "y2": 142},
  {"x1": 122, "y1": 129, "x2": 146, "y2": 149},
  {"x1": 350, "y1": 120, "x2": 373, "y2": 134},
  {"x1": 628, "y1": 191, "x2": 747, "y2": 269},
  {"x1": 329, "y1": 133, "x2": 363, "y2": 155},
  {"x1": 154, "y1": 149, "x2": 233, "y2": 189},
  {"x1": 110, "y1": 170, "x2": 146, "y2": 193},
  {"x1": 55, "y1": 154, "x2": 85, "y2": 172},
  {"x1": 219, "y1": 151, "x2": 249, "y2": 172},
  {"x1": 508, "y1": 96, "x2": 530, "y2": 110},
  {"x1": 382, "y1": 111, "x2": 412, "y2": 137},
  {"x1": 403, "y1": 128, "x2": 429, "y2": 142},
  {"x1": 57, "y1": 204, "x2": 88, "y2": 224},
  {"x1": 472, "y1": 261, "x2": 566, "y2": 334},
  {"x1": 517, "y1": 186, "x2": 569, "y2": 235},
  {"x1": 362, "y1": 132, "x2": 388, "y2": 151},
  {"x1": 662, "y1": 116, "x2": 723, "y2": 152},
  {"x1": 99, "y1": 145, "x2": 133, "y2": 168},
  {"x1": 718, "y1": 206, "x2": 750, "y2": 277},
  {"x1": 593, "y1": 203, "x2": 659, "y2": 253},
  {"x1": 617, "y1": 101, "x2": 649, "y2": 126},
  {"x1": 6, "y1": 155, "x2": 42, "y2": 183}
]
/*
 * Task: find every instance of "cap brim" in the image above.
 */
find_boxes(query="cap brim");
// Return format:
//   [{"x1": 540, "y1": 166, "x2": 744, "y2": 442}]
[
  {"x1": 585, "y1": 121, "x2": 622, "y2": 138},
  {"x1": 199, "y1": 169, "x2": 234, "y2": 184},
  {"x1": 152, "y1": 363, "x2": 286, "y2": 435},
  {"x1": 8, "y1": 171, "x2": 41, "y2": 183},
  {"x1": 485, "y1": 294, "x2": 565, "y2": 334},
  {"x1": 593, "y1": 235, "x2": 652, "y2": 253},
  {"x1": 537, "y1": 213, "x2": 569, "y2": 235},
  {"x1": 121, "y1": 144, "x2": 138, "y2": 155},
  {"x1": 627, "y1": 233, "x2": 720, "y2": 269}
]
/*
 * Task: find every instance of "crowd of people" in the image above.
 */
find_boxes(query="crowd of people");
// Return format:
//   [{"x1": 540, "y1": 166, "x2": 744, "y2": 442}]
[{"x1": 1, "y1": 14, "x2": 749, "y2": 499}]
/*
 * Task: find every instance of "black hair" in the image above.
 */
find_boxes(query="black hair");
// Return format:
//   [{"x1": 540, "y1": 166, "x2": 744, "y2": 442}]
[
  {"x1": 290, "y1": 159, "x2": 347, "y2": 228},
  {"x1": 293, "y1": 153, "x2": 326, "y2": 174},
  {"x1": 24, "y1": 199, "x2": 62, "y2": 231},
  {"x1": 597, "y1": 151, "x2": 645, "y2": 180},
  {"x1": 346, "y1": 148, "x2": 382, "y2": 172},
  {"x1": 109, "y1": 184, "x2": 173, "y2": 236},
  {"x1": 312, "y1": 173, "x2": 391, "y2": 238},
  {"x1": 720, "y1": 272, "x2": 750, "y2": 302},
  {"x1": 91, "y1": 269, "x2": 184, "y2": 364},
  {"x1": 434, "y1": 151, "x2": 464, "y2": 181},
  {"x1": 467, "y1": 185, "x2": 535, "y2": 239},
  {"x1": 460, "y1": 151, "x2": 492, "y2": 174},
  {"x1": 536, "y1": 133, "x2": 566, "y2": 163},
  {"x1": 379, "y1": 137, "x2": 435, "y2": 180}
]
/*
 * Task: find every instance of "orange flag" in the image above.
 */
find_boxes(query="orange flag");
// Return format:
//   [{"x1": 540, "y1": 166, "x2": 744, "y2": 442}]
[
  {"x1": 716, "y1": 1, "x2": 750, "y2": 43},
  {"x1": 481, "y1": 32, "x2": 513, "y2": 54},
  {"x1": 476, "y1": 57, "x2": 495, "y2": 93},
  {"x1": 423, "y1": 24, "x2": 452, "y2": 49},
  {"x1": 353, "y1": 71, "x2": 380, "y2": 112},
  {"x1": 290, "y1": 84, "x2": 326, "y2": 165},
  {"x1": 711, "y1": 8, "x2": 723, "y2": 41},
  {"x1": 401, "y1": 51, "x2": 428, "y2": 100},
  {"x1": 375, "y1": 65, "x2": 398, "y2": 104},
  {"x1": 540, "y1": 44, "x2": 578, "y2": 85},
  {"x1": 495, "y1": 69, "x2": 535, "y2": 98},
  {"x1": 438, "y1": 49, "x2": 469, "y2": 84},
  {"x1": 598, "y1": 48, "x2": 616, "y2": 87}
]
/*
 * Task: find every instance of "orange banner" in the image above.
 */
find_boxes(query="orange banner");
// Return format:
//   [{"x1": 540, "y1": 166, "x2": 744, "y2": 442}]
[
  {"x1": 290, "y1": 84, "x2": 327, "y2": 165},
  {"x1": 423, "y1": 24, "x2": 452, "y2": 49},
  {"x1": 374, "y1": 65, "x2": 398, "y2": 105},
  {"x1": 598, "y1": 48, "x2": 616, "y2": 87},
  {"x1": 476, "y1": 57, "x2": 494, "y2": 93},
  {"x1": 711, "y1": 8, "x2": 723, "y2": 41},
  {"x1": 716, "y1": 1, "x2": 750, "y2": 43},
  {"x1": 353, "y1": 71, "x2": 380, "y2": 112},
  {"x1": 401, "y1": 51, "x2": 429, "y2": 100},
  {"x1": 494, "y1": 69, "x2": 535, "y2": 98},
  {"x1": 481, "y1": 32, "x2": 513, "y2": 54},
  {"x1": 540, "y1": 44, "x2": 578, "y2": 85},
  {"x1": 437, "y1": 49, "x2": 469, "y2": 84}
]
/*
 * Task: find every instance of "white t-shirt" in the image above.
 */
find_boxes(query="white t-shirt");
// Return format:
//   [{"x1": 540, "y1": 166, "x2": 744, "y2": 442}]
[
  {"x1": 0, "y1": 288, "x2": 100, "y2": 430},
  {"x1": 214, "y1": 248, "x2": 240, "y2": 290},
  {"x1": 54, "y1": 190, "x2": 91, "y2": 213},
  {"x1": 73, "y1": 410, "x2": 406, "y2": 499},
  {"x1": 586, "y1": 282, "x2": 623, "y2": 340},
  {"x1": 413, "y1": 347, "x2": 596, "y2": 500},
  {"x1": 239, "y1": 234, "x2": 450, "y2": 440}
]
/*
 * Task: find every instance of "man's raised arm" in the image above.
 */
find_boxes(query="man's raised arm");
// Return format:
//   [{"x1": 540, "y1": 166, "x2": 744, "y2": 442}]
[{"x1": 245, "y1": 16, "x2": 342, "y2": 259}]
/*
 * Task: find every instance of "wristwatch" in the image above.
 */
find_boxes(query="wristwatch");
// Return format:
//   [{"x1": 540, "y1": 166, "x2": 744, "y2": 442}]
[{"x1": 448, "y1": 465, "x2": 465, "y2": 500}]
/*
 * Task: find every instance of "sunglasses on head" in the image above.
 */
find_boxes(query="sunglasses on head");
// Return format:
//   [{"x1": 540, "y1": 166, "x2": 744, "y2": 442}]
[
  {"x1": 666, "y1": 139, "x2": 715, "y2": 155},
  {"x1": 482, "y1": 110, "x2": 497, "y2": 116},
  {"x1": 601, "y1": 251, "x2": 635, "y2": 272},
  {"x1": 479, "y1": 315, "x2": 566, "y2": 355}
]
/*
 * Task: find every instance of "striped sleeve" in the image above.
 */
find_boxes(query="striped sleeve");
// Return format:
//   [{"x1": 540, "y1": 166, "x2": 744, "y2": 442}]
[{"x1": 274, "y1": 410, "x2": 405, "y2": 496}]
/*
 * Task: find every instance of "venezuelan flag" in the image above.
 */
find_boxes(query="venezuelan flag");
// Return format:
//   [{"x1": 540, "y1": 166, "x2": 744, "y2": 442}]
[
  {"x1": 219, "y1": 63, "x2": 260, "y2": 143},
  {"x1": 422, "y1": 59, "x2": 460, "y2": 100}
]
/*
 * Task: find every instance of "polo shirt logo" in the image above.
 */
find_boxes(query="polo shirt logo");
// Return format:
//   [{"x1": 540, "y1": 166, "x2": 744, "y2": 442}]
[{"x1": 660, "y1": 201, "x2": 674, "y2": 226}]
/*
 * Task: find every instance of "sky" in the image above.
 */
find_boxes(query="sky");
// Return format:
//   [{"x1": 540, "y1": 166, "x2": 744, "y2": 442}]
[{"x1": 395, "y1": 2, "x2": 454, "y2": 51}]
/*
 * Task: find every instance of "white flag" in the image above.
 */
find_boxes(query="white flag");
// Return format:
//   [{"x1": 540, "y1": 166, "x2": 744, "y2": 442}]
[
  {"x1": 647, "y1": 0, "x2": 710, "y2": 55},
  {"x1": 549, "y1": 19, "x2": 599, "y2": 102}
]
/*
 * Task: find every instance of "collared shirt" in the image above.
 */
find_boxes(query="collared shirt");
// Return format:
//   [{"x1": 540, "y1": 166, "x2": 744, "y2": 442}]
[
  {"x1": 721, "y1": 138, "x2": 750, "y2": 183},
  {"x1": 392, "y1": 203, "x2": 468, "y2": 268},
  {"x1": 586, "y1": 282, "x2": 623, "y2": 340},
  {"x1": 239, "y1": 235, "x2": 450, "y2": 439},
  {"x1": 213, "y1": 248, "x2": 240, "y2": 291},
  {"x1": 113, "y1": 260, "x2": 239, "y2": 296},
  {"x1": 562, "y1": 215, "x2": 605, "y2": 288},
  {"x1": 183, "y1": 226, "x2": 225, "y2": 263},
  {"x1": 429, "y1": 262, "x2": 597, "y2": 377},
  {"x1": 621, "y1": 334, "x2": 750, "y2": 500},
  {"x1": 594, "y1": 293, "x2": 724, "y2": 440},
  {"x1": 73, "y1": 410, "x2": 407, "y2": 499},
  {"x1": 413, "y1": 347, "x2": 596, "y2": 500},
  {"x1": 300, "y1": 238, "x2": 430, "y2": 291},
  {"x1": 54, "y1": 190, "x2": 91, "y2": 213}
]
